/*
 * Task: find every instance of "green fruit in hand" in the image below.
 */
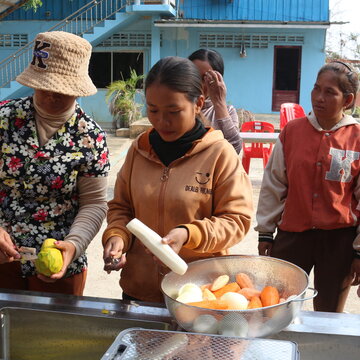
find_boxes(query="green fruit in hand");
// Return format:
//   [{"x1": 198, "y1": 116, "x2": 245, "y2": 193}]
[
  {"x1": 42, "y1": 238, "x2": 57, "y2": 249},
  {"x1": 35, "y1": 239, "x2": 63, "y2": 276}
]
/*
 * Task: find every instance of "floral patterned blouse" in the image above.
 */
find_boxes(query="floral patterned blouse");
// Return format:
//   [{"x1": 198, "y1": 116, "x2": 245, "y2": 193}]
[{"x1": 0, "y1": 97, "x2": 110, "y2": 277}]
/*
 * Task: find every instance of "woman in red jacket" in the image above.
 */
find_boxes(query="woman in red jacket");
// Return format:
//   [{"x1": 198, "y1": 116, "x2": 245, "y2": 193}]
[{"x1": 256, "y1": 61, "x2": 360, "y2": 312}]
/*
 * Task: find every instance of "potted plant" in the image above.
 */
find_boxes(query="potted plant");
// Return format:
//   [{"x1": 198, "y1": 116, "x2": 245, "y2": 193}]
[{"x1": 106, "y1": 69, "x2": 144, "y2": 130}]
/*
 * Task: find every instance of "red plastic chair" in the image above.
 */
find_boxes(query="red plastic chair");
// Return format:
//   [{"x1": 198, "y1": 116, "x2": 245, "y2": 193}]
[
  {"x1": 280, "y1": 103, "x2": 306, "y2": 130},
  {"x1": 241, "y1": 121, "x2": 275, "y2": 174}
]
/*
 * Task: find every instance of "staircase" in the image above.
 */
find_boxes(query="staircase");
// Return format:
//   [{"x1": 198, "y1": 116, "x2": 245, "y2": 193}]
[{"x1": 0, "y1": 0, "x2": 176, "y2": 100}]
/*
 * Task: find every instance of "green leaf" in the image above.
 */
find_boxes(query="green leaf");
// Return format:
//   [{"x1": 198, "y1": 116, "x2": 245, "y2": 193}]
[
  {"x1": 106, "y1": 68, "x2": 144, "y2": 128},
  {"x1": 22, "y1": 0, "x2": 43, "y2": 12}
]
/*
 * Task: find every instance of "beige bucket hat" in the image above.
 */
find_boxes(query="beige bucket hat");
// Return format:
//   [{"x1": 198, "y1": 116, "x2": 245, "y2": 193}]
[{"x1": 16, "y1": 31, "x2": 97, "y2": 97}]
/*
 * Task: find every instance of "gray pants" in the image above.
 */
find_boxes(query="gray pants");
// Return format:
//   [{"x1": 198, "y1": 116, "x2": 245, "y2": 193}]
[{"x1": 272, "y1": 227, "x2": 355, "y2": 312}]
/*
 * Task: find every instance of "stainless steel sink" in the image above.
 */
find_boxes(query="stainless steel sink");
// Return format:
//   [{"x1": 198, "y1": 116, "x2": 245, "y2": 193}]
[
  {"x1": 0, "y1": 307, "x2": 171, "y2": 360},
  {"x1": 0, "y1": 290, "x2": 176, "y2": 360}
]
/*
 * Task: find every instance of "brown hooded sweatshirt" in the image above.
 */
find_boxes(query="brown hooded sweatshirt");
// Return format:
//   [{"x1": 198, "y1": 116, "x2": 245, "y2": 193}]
[{"x1": 102, "y1": 128, "x2": 253, "y2": 302}]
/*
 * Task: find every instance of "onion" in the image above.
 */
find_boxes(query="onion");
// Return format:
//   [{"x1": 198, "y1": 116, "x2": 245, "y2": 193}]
[
  {"x1": 176, "y1": 283, "x2": 203, "y2": 303},
  {"x1": 178, "y1": 283, "x2": 202, "y2": 297},
  {"x1": 220, "y1": 292, "x2": 248, "y2": 310}
]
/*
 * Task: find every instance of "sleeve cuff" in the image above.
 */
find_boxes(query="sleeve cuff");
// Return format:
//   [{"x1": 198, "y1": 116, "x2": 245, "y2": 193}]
[
  {"x1": 258, "y1": 232, "x2": 274, "y2": 243},
  {"x1": 180, "y1": 224, "x2": 202, "y2": 250},
  {"x1": 64, "y1": 239, "x2": 82, "y2": 260},
  {"x1": 102, "y1": 228, "x2": 131, "y2": 252}
]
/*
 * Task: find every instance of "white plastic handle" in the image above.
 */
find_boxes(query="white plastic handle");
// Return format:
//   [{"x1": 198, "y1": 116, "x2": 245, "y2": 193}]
[{"x1": 126, "y1": 218, "x2": 188, "y2": 275}]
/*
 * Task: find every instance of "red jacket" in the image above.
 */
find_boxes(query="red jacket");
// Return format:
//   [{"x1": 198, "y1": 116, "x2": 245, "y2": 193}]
[{"x1": 256, "y1": 113, "x2": 360, "y2": 234}]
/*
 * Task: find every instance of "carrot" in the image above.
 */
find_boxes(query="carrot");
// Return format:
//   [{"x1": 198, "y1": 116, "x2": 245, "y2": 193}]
[
  {"x1": 247, "y1": 296, "x2": 263, "y2": 309},
  {"x1": 210, "y1": 275, "x2": 229, "y2": 291},
  {"x1": 202, "y1": 288, "x2": 217, "y2": 301},
  {"x1": 187, "y1": 300, "x2": 229, "y2": 310},
  {"x1": 236, "y1": 273, "x2": 255, "y2": 289},
  {"x1": 212, "y1": 282, "x2": 240, "y2": 298},
  {"x1": 260, "y1": 286, "x2": 280, "y2": 307},
  {"x1": 237, "y1": 287, "x2": 261, "y2": 300}
]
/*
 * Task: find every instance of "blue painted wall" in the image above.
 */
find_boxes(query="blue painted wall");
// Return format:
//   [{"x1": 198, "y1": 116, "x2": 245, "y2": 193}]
[
  {"x1": 3, "y1": 0, "x2": 125, "y2": 20},
  {"x1": 179, "y1": 0, "x2": 329, "y2": 22},
  {"x1": 4, "y1": 0, "x2": 329, "y2": 22},
  {"x1": 0, "y1": 21, "x2": 58, "y2": 45},
  {"x1": 0, "y1": 1, "x2": 327, "y2": 122},
  {"x1": 160, "y1": 26, "x2": 325, "y2": 114}
]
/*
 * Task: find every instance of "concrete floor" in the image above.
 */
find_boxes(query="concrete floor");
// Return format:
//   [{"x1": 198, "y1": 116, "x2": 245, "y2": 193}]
[{"x1": 84, "y1": 134, "x2": 360, "y2": 314}]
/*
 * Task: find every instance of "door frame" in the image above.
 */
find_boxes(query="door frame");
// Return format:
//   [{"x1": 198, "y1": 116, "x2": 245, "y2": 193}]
[{"x1": 272, "y1": 45, "x2": 302, "y2": 112}]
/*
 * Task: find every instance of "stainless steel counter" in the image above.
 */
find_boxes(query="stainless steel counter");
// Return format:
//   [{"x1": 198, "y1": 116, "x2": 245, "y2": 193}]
[
  {"x1": 0, "y1": 289, "x2": 359, "y2": 360},
  {"x1": 0, "y1": 289, "x2": 174, "y2": 324},
  {"x1": 271, "y1": 311, "x2": 360, "y2": 360}
]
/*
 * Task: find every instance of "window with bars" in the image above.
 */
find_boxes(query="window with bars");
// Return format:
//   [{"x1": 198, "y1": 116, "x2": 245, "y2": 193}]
[
  {"x1": 89, "y1": 52, "x2": 144, "y2": 89},
  {"x1": 0, "y1": 34, "x2": 28, "y2": 47},
  {"x1": 97, "y1": 33, "x2": 152, "y2": 48},
  {"x1": 199, "y1": 33, "x2": 304, "y2": 49}
]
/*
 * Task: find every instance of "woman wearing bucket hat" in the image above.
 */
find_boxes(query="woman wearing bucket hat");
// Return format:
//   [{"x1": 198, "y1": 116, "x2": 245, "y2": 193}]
[{"x1": 0, "y1": 31, "x2": 110, "y2": 295}]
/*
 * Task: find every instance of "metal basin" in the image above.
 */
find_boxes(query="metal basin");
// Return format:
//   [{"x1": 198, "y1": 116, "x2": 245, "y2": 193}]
[
  {"x1": 161, "y1": 255, "x2": 316, "y2": 337},
  {"x1": 0, "y1": 307, "x2": 171, "y2": 360}
]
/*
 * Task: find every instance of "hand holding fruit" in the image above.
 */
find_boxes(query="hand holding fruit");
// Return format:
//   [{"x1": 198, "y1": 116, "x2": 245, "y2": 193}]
[{"x1": 35, "y1": 238, "x2": 75, "y2": 282}]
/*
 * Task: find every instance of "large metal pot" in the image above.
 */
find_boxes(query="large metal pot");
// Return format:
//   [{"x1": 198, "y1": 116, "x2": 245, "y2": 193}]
[{"x1": 161, "y1": 255, "x2": 317, "y2": 338}]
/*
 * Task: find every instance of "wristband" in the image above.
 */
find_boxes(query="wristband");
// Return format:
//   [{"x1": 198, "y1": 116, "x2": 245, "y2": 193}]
[{"x1": 258, "y1": 233, "x2": 274, "y2": 243}]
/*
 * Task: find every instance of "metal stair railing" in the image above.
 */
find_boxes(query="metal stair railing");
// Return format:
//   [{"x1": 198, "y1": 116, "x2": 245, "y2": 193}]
[{"x1": 0, "y1": 0, "x2": 130, "y2": 89}]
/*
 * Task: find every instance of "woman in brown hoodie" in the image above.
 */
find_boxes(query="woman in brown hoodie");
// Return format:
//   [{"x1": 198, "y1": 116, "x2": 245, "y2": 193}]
[{"x1": 102, "y1": 57, "x2": 253, "y2": 302}]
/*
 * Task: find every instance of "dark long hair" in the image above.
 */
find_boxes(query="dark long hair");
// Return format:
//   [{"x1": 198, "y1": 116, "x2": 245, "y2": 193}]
[
  {"x1": 145, "y1": 56, "x2": 203, "y2": 104},
  {"x1": 188, "y1": 48, "x2": 225, "y2": 76}
]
